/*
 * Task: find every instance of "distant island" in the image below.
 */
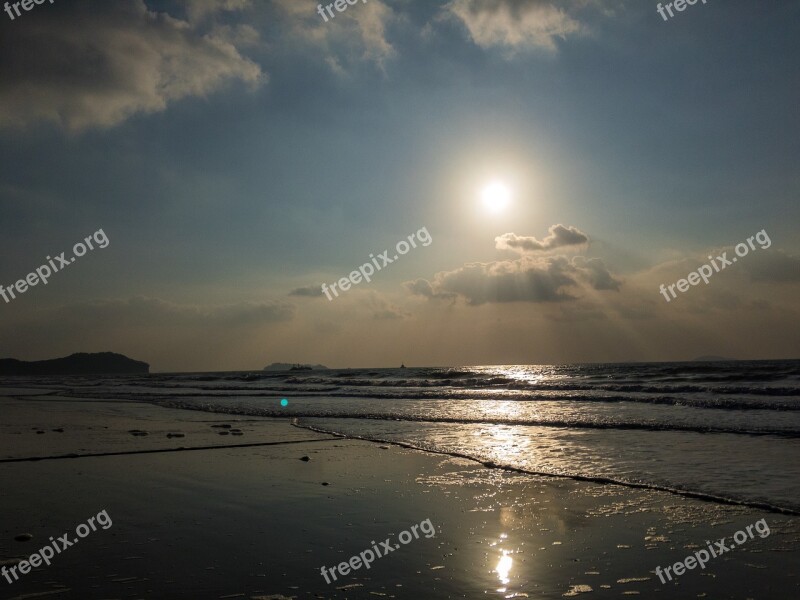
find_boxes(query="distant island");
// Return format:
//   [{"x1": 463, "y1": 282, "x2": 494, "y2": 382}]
[
  {"x1": 0, "y1": 352, "x2": 150, "y2": 376},
  {"x1": 692, "y1": 355, "x2": 735, "y2": 362},
  {"x1": 263, "y1": 362, "x2": 328, "y2": 371}
]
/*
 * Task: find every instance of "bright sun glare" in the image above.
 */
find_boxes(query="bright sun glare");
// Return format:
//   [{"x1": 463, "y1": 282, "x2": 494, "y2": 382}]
[{"x1": 481, "y1": 181, "x2": 511, "y2": 214}]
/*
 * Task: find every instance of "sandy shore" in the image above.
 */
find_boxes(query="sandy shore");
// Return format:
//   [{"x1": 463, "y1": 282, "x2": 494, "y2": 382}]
[{"x1": 0, "y1": 391, "x2": 798, "y2": 599}]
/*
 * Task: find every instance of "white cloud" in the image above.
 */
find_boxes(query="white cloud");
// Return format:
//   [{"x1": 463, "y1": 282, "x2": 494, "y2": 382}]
[
  {"x1": 408, "y1": 225, "x2": 618, "y2": 305},
  {"x1": 407, "y1": 254, "x2": 621, "y2": 305},
  {"x1": 289, "y1": 285, "x2": 324, "y2": 297},
  {"x1": 184, "y1": 0, "x2": 253, "y2": 23},
  {"x1": 496, "y1": 224, "x2": 589, "y2": 253},
  {"x1": 443, "y1": 0, "x2": 590, "y2": 52},
  {"x1": 0, "y1": 1, "x2": 263, "y2": 132},
  {"x1": 273, "y1": 0, "x2": 396, "y2": 71}
]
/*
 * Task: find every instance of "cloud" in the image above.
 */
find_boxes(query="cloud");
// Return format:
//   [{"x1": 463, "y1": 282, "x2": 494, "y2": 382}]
[
  {"x1": 360, "y1": 292, "x2": 410, "y2": 320},
  {"x1": 0, "y1": 296, "x2": 296, "y2": 371},
  {"x1": 741, "y1": 251, "x2": 800, "y2": 283},
  {"x1": 52, "y1": 297, "x2": 294, "y2": 327},
  {"x1": 572, "y1": 256, "x2": 621, "y2": 290},
  {"x1": 496, "y1": 224, "x2": 589, "y2": 253},
  {"x1": 352, "y1": 0, "x2": 396, "y2": 66},
  {"x1": 273, "y1": 0, "x2": 396, "y2": 71},
  {"x1": 648, "y1": 248, "x2": 800, "y2": 290},
  {"x1": 404, "y1": 278, "x2": 436, "y2": 298},
  {"x1": 0, "y1": 1, "x2": 263, "y2": 132},
  {"x1": 408, "y1": 227, "x2": 617, "y2": 305},
  {"x1": 408, "y1": 254, "x2": 620, "y2": 305},
  {"x1": 442, "y1": 0, "x2": 589, "y2": 53},
  {"x1": 184, "y1": 0, "x2": 252, "y2": 23},
  {"x1": 289, "y1": 285, "x2": 324, "y2": 297}
]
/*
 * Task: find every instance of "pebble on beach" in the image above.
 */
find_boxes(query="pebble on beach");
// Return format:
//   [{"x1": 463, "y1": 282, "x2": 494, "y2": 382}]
[{"x1": 0, "y1": 558, "x2": 22, "y2": 568}]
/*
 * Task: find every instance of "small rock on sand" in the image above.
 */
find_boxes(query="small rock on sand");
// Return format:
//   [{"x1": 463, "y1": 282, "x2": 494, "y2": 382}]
[
  {"x1": 0, "y1": 558, "x2": 22, "y2": 567},
  {"x1": 563, "y1": 585, "x2": 593, "y2": 596}
]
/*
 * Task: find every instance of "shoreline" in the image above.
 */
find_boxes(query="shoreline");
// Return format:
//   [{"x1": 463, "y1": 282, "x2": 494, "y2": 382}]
[
  {"x1": 1, "y1": 393, "x2": 798, "y2": 598},
  {"x1": 293, "y1": 420, "x2": 800, "y2": 516}
]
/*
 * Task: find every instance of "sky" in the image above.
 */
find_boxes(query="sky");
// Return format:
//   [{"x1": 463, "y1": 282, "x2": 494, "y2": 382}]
[{"x1": 0, "y1": 0, "x2": 798, "y2": 372}]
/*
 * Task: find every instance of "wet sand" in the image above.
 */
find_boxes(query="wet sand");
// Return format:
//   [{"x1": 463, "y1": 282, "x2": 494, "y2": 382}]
[{"x1": 0, "y1": 392, "x2": 798, "y2": 599}]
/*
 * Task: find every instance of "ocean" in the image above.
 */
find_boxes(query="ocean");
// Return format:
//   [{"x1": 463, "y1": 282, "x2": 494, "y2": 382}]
[{"x1": 14, "y1": 359, "x2": 800, "y2": 515}]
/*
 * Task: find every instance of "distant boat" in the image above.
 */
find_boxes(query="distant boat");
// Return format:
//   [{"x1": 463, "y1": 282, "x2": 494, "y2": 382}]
[
  {"x1": 400, "y1": 364, "x2": 406, "y2": 369},
  {"x1": 264, "y1": 363, "x2": 328, "y2": 371}
]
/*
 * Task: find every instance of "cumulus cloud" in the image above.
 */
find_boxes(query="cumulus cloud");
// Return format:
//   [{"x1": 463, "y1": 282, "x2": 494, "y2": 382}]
[
  {"x1": 360, "y1": 292, "x2": 411, "y2": 320},
  {"x1": 404, "y1": 278, "x2": 436, "y2": 298},
  {"x1": 408, "y1": 226, "x2": 616, "y2": 305},
  {"x1": 184, "y1": 0, "x2": 252, "y2": 23},
  {"x1": 289, "y1": 285, "x2": 324, "y2": 297},
  {"x1": 648, "y1": 247, "x2": 800, "y2": 290},
  {"x1": 407, "y1": 254, "x2": 620, "y2": 305},
  {"x1": 0, "y1": 1, "x2": 263, "y2": 132},
  {"x1": 572, "y1": 256, "x2": 621, "y2": 290},
  {"x1": 443, "y1": 0, "x2": 589, "y2": 52},
  {"x1": 741, "y1": 251, "x2": 800, "y2": 283},
  {"x1": 496, "y1": 224, "x2": 589, "y2": 253},
  {"x1": 273, "y1": 0, "x2": 396, "y2": 71}
]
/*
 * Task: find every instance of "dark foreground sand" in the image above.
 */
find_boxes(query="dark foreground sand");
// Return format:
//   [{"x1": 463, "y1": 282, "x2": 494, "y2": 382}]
[{"x1": 0, "y1": 392, "x2": 798, "y2": 599}]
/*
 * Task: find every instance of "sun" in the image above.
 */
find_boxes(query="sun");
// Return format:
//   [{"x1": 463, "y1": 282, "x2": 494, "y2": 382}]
[{"x1": 481, "y1": 181, "x2": 511, "y2": 214}]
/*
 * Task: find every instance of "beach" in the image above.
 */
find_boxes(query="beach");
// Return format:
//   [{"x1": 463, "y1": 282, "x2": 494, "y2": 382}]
[
  {"x1": 2, "y1": 1, "x2": 798, "y2": 597},
  {"x1": 1, "y1": 376, "x2": 798, "y2": 599}
]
